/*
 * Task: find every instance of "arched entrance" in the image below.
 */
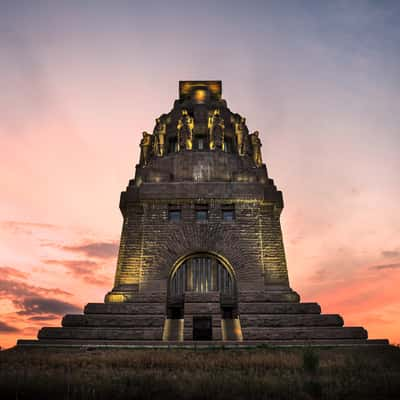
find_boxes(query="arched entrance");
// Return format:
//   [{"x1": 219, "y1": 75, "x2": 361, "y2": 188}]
[
  {"x1": 163, "y1": 253, "x2": 242, "y2": 341},
  {"x1": 169, "y1": 253, "x2": 235, "y2": 297}
]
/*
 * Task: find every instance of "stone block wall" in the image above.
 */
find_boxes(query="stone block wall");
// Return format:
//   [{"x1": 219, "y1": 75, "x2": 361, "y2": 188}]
[{"x1": 108, "y1": 151, "x2": 292, "y2": 302}]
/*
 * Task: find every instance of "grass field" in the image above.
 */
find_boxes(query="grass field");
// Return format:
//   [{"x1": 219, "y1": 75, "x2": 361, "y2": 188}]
[{"x1": 0, "y1": 345, "x2": 399, "y2": 399}]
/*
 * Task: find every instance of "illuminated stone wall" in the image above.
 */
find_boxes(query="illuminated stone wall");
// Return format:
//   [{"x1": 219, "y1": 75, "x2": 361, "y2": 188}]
[
  {"x1": 107, "y1": 151, "x2": 291, "y2": 302},
  {"x1": 105, "y1": 80, "x2": 295, "y2": 303}
]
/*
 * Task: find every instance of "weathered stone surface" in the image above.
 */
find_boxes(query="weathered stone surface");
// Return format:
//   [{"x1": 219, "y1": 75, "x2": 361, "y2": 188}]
[
  {"x1": 18, "y1": 338, "x2": 389, "y2": 347},
  {"x1": 238, "y1": 302, "x2": 321, "y2": 314},
  {"x1": 184, "y1": 303, "x2": 221, "y2": 314},
  {"x1": 240, "y1": 314, "x2": 343, "y2": 327},
  {"x1": 239, "y1": 291, "x2": 300, "y2": 303},
  {"x1": 39, "y1": 327, "x2": 163, "y2": 340},
  {"x1": 62, "y1": 314, "x2": 165, "y2": 327},
  {"x1": 241, "y1": 327, "x2": 367, "y2": 340},
  {"x1": 123, "y1": 293, "x2": 166, "y2": 302},
  {"x1": 84, "y1": 303, "x2": 165, "y2": 315},
  {"x1": 184, "y1": 291, "x2": 220, "y2": 303}
]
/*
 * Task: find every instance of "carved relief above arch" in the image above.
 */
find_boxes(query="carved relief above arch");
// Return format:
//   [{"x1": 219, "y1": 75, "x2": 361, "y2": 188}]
[{"x1": 147, "y1": 223, "x2": 253, "y2": 287}]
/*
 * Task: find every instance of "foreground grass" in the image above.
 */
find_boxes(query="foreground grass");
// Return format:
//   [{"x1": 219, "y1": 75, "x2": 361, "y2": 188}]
[{"x1": 0, "y1": 346, "x2": 399, "y2": 399}]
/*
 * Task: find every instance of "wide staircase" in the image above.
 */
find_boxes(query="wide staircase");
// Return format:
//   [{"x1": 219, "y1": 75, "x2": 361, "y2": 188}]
[
  {"x1": 236, "y1": 291, "x2": 384, "y2": 345},
  {"x1": 17, "y1": 291, "x2": 388, "y2": 347},
  {"x1": 29, "y1": 293, "x2": 167, "y2": 345}
]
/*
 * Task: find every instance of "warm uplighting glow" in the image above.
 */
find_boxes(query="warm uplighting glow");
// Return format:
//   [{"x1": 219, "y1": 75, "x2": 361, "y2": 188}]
[
  {"x1": 104, "y1": 293, "x2": 125, "y2": 303},
  {"x1": 194, "y1": 89, "x2": 207, "y2": 103}
]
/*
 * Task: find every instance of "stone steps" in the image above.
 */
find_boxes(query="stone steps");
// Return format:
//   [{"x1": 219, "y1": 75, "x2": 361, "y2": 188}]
[
  {"x1": 239, "y1": 291, "x2": 300, "y2": 303},
  {"x1": 84, "y1": 303, "x2": 165, "y2": 315},
  {"x1": 38, "y1": 327, "x2": 163, "y2": 341},
  {"x1": 240, "y1": 314, "x2": 343, "y2": 327},
  {"x1": 241, "y1": 327, "x2": 367, "y2": 340},
  {"x1": 17, "y1": 338, "x2": 389, "y2": 347},
  {"x1": 62, "y1": 314, "x2": 165, "y2": 327},
  {"x1": 238, "y1": 302, "x2": 321, "y2": 314}
]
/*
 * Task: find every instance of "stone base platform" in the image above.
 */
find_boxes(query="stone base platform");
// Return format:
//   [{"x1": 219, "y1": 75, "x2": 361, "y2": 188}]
[
  {"x1": 17, "y1": 339, "x2": 389, "y2": 348},
  {"x1": 16, "y1": 291, "x2": 389, "y2": 348}
]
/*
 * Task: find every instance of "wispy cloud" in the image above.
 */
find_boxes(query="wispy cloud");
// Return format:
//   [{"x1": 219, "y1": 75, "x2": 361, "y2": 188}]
[
  {"x1": 61, "y1": 241, "x2": 119, "y2": 259},
  {"x1": 370, "y1": 263, "x2": 400, "y2": 270},
  {"x1": 27, "y1": 315, "x2": 60, "y2": 322},
  {"x1": 17, "y1": 297, "x2": 80, "y2": 316},
  {"x1": 43, "y1": 259, "x2": 110, "y2": 286},
  {"x1": 0, "y1": 321, "x2": 20, "y2": 333},
  {"x1": 0, "y1": 277, "x2": 72, "y2": 300},
  {"x1": 0, "y1": 220, "x2": 58, "y2": 235},
  {"x1": 0, "y1": 266, "x2": 29, "y2": 280},
  {"x1": 0, "y1": 275, "x2": 79, "y2": 322},
  {"x1": 381, "y1": 250, "x2": 400, "y2": 258}
]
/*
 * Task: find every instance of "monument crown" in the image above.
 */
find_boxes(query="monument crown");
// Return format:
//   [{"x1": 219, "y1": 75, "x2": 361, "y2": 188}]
[
  {"x1": 179, "y1": 80, "x2": 222, "y2": 101},
  {"x1": 137, "y1": 80, "x2": 264, "y2": 189}
]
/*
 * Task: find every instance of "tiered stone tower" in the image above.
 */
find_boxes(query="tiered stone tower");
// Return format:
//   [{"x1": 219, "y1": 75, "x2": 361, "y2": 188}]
[{"x1": 18, "y1": 81, "x2": 387, "y2": 346}]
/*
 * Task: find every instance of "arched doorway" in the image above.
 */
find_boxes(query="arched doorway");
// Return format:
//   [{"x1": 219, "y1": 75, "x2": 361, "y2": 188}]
[
  {"x1": 169, "y1": 253, "x2": 235, "y2": 297},
  {"x1": 163, "y1": 253, "x2": 242, "y2": 341}
]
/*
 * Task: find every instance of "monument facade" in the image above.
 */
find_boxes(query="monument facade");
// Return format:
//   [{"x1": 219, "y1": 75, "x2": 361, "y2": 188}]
[{"x1": 19, "y1": 81, "x2": 387, "y2": 346}]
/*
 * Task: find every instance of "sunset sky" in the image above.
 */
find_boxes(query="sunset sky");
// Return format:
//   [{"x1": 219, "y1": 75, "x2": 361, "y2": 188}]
[{"x1": 1, "y1": 1, "x2": 399, "y2": 348}]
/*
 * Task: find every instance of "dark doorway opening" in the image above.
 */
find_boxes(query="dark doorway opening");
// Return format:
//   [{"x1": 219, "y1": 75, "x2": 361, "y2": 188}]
[
  {"x1": 222, "y1": 307, "x2": 234, "y2": 319},
  {"x1": 193, "y1": 316, "x2": 212, "y2": 340},
  {"x1": 168, "y1": 307, "x2": 183, "y2": 319}
]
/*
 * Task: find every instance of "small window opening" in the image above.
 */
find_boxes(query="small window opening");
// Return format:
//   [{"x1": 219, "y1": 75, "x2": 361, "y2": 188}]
[
  {"x1": 222, "y1": 204, "x2": 235, "y2": 221},
  {"x1": 195, "y1": 204, "x2": 208, "y2": 221},
  {"x1": 168, "y1": 205, "x2": 181, "y2": 221}
]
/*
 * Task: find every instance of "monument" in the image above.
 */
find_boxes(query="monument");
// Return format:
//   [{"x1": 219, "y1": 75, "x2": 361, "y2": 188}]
[{"x1": 18, "y1": 81, "x2": 387, "y2": 346}]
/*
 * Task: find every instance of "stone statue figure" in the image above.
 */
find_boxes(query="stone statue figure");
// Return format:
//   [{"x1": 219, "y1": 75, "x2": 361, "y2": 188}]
[
  {"x1": 208, "y1": 109, "x2": 224, "y2": 150},
  {"x1": 234, "y1": 116, "x2": 247, "y2": 156},
  {"x1": 140, "y1": 131, "x2": 153, "y2": 165},
  {"x1": 154, "y1": 118, "x2": 167, "y2": 156},
  {"x1": 249, "y1": 131, "x2": 262, "y2": 167},
  {"x1": 177, "y1": 109, "x2": 193, "y2": 151}
]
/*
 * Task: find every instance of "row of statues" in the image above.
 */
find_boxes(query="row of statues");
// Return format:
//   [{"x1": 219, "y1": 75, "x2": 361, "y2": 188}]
[{"x1": 140, "y1": 109, "x2": 262, "y2": 167}]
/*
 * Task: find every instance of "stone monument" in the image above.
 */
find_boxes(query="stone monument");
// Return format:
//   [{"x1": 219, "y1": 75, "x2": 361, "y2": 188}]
[{"x1": 18, "y1": 81, "x2": 388, "y2": 347}]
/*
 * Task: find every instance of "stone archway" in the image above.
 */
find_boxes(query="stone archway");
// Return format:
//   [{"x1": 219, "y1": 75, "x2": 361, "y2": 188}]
[
  {"x1": 169, "y1": 252, "x2": 235, "y2": 298},
  {"x1": 162, "y1": 252, "x2": 242, "y2": 341}
]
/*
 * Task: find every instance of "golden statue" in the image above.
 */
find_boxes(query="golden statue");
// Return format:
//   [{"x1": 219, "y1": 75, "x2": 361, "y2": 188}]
[
  {"x1": 234, "y1": 116, "x2": 247, "y2": 156},
  {"x1": 177, "y1": 109, "x2": 193, "y2": 151},
  {"x1": 154, "y1": 118, "x2": 167, "y2": 156},
  {"x1": 208, "y1": 109, "x2": 224, "y2": 150},
  {"x1": 249, "y1": 131, "x2": 262, "y2": 167},
  {"x1": 140, "y1": 131, "x2": 153, "y2": 165}
]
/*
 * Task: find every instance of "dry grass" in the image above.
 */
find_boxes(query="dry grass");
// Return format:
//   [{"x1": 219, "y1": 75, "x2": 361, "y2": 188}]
[{"x1": 0, "y1": 345, "x2": 399, "y2": 399}]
